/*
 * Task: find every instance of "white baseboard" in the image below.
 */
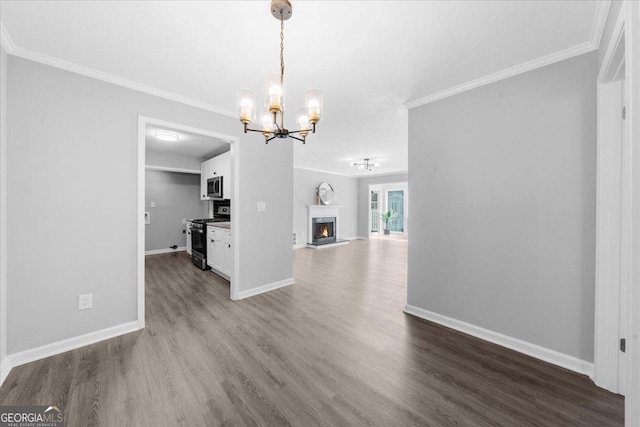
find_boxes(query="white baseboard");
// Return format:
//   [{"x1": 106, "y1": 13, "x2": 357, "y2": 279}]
[
  {"x1": 404, "y1": 304, "x2": 594, "y2": 377},
  {"x1": 1, "y1": 321, "x2": 142, "y2": 385},
  {"x1": 293, "y1": 244, "x2": 307, "y2": 250},
  {"x1": 145, "y1": 246, "x2": 186, "y2": 255},
  {"x1": 236, "y1": 278, "x2": 294, "y2": 300}
]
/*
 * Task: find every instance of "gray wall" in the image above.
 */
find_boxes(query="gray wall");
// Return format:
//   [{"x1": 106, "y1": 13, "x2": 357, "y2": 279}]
[
  {"x1": 293, "y1": 168, "x2": 358, "y2": 244},
  {"x1": 145, "y1": 170, "x2": 207, "y2": 252},
  {"x1": 6, "y1": 55, "x2": 292, "y2": 353},
  {"x1": 407, "y1": 52, "x2": 597, "y2": 361},
  {"x1": 0, "y1": 45, "x2": 7, "y2": 372},
  {"x1": 145, "y1": 150, "x2": 206, "y2": 171},
  {"x1": 357, "y1": 173, "x2": 408, "y2": 238}
]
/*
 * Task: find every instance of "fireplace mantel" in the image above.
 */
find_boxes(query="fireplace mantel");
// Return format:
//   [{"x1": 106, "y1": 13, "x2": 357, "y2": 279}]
[{"x1": 307, "y1": 205, "x2": 343, "y2": 245}]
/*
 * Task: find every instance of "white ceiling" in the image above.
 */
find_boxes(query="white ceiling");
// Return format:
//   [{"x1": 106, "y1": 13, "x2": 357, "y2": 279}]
[
  {"x1": 0, "y1": 1, "x2": 608, "y2": 177},
  {"x1": 145, "y1": 126, "x2": 230, "y2": 160}
]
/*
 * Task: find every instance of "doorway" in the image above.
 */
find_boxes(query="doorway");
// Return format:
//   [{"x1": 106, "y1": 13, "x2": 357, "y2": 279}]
[
  {"x1": 369, "y1": 182, "x2": 408, "y2": 239},
  {"x1": 137, "y1": 116, "x2": 240, "y2": 327},
  {"x1": 594, "y1": 10, "x2": 629, "y2": 397}
]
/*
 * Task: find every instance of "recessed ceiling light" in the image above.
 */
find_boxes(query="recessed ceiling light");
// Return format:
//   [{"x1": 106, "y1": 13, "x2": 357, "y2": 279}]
[{"x1": 153, "y1": 131, "x2": 179, "y2": 142}]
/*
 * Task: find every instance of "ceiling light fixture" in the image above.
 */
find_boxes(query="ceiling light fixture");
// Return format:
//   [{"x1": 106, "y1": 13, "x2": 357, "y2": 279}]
[
  {"x1": 351, "y1": 158, "x2": 379, "y2": 172},
  {"x1": 153, "y1": 131, "x2": 179, "y2": 142},
  {"x1": 236, "y1": 0, "x2": 322, "y2": 144}
]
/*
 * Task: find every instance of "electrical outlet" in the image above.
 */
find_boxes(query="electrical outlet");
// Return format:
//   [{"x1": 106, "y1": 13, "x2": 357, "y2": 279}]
[
  {"x1": 257, "y1": 202, "x2": 266, "y2": 212},
  {"x1": 182, "y1": 218, "x2": 186, "y2": 224},
  {"x1": 78, "y1": 294, "x2": 93, "y2": 310},
  {"x1": 150, "y1": 202, "x2": 156, "y2": 208}
]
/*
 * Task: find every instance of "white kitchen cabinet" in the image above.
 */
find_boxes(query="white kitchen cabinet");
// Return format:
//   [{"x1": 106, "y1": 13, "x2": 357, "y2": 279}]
[
  {"x1": 200, "y1": 158, "x2": 213, "y2": 201},
  {"x1": 200, "y1": 152, "x2": 231, "y2": 201},
  {"x1": 219, "y1": 151, "x2": 232, "y2": 200},
  {"x1": 207, "y1": 226, "x2": 232, "y2": 279}
]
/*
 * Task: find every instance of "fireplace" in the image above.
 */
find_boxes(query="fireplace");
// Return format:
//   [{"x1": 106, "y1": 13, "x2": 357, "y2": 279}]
[{"x1": 312, "y1": 217, "x2": 336, "y2": 245}]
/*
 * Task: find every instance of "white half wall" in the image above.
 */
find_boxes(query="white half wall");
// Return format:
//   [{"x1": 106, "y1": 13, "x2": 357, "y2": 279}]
[
  {"x1": 407, "y1": 51, "x2": 598, "y2": 363},
  {"x1": 293, "y1": 167, "x2": 359, "y2": 245}
]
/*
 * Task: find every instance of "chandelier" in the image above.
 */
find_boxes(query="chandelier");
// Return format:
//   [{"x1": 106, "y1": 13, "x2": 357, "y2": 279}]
[
  {"x1": 237, "y1": 0, "x2": 323, "y2": 144},
  {"x1": 352, "y1": 158, "x2": 379, "y2": 172}
]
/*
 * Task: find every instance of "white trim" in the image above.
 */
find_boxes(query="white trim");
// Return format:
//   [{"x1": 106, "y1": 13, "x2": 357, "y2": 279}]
[
  {"x1": 594, "y1": 80, "x2": 624, "y2": 393},
  {"x1": 293, "y1": 244, "x2": 308, "y2": 250},
  {"x1": 598, "y1": 6, "x2": 626, "y2": 82},
  {"x1": 294, "y1": 165, "x2": 409, "y2": 179},
  {"x1": 0, "y1": 359, "x2": 10, "y2": 386},
  {"x1": 0, "y1": 30, "x2": 8, "y2": 389},
  {"x1": 137, "y1": 116, "x2": 240, "y2": 307},
  {"x1": 137, "y1": 119, "x2": 146, "y2": 329},
  {"x1": 624, "y1": 1, "x2": 640, "y2": 424},
  {"x1": 404, "y1": 304, "x2": 594, "y2": 377},
  {"x1": 591, "y1": 1, "x2": 613, "y2": 49},
  {"x1": 236, "y1": 278, "x2": 294, "y2": 300},
  {"x1": 293, "y1": 165, "x2": 354, "y2": 177},
  {"x1": 355, "y1": 170, "x2": 409, "y2": 179},
  {"x1": 405, "y1": 42, "x2": 596, "y2": 109},
  {"x1": 145, "y1": 247, "x2": 187, "y2": 256},
  {"x1": 0, "y1": 23, "x2": 16, "y2": 51},
  {"x1": 3, "y1": 321, "x2": 141, "y2": 376},
  {"x1": 145, "y1": 165, "x2": 200, "y2": 175},
  {"x1": 0, "y1": 25, "x2": 234, "y2": 118}
]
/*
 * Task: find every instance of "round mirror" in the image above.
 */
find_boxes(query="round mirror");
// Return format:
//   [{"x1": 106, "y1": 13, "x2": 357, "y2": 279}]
[{"x1": 317, "y1": 182, "x2": 335, "y2": 205}]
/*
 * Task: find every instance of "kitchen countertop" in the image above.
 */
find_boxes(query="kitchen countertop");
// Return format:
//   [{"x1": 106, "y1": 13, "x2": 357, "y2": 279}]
[{"x1": 207, "y1": 222, "x2": 231, "y2": 230}]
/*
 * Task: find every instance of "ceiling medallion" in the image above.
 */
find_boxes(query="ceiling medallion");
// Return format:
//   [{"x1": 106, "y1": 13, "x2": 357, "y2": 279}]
[
  {"x1": 351, "y1": 158, "x2": 379, "y2": 172},
  {"x1": 236, "y1": 0, "x2": 323, "y2": 144}
]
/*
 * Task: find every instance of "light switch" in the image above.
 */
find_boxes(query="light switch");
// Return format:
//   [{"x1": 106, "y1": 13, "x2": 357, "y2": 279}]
[
  {"x1": 257, "y1": 202, "x2": 266, "y2": 212},
  {"x1": 150, "y1": 202, "x2": 156, "y2": 208}
]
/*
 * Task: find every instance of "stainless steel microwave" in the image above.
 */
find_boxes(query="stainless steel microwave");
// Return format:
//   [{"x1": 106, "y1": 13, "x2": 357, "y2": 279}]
[{"x1": 207, "y1": 176, "x2": 223, "y2": 198}]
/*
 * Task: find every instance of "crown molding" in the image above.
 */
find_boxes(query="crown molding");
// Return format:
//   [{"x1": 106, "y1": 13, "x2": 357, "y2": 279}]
[
  {"x1": 405, "y1": 41, "x2": 596, "y2": 109},
  {"x1": 0, "y1": 22, "x2": 235, "y2": 118},
  {"x1": 293, "y1": 165, "x2": 355, "y2": 177},
  {"x1": 0, "y1": 23, "x2": 15, "y2": 52},
  {"x1": 590, "y1": 0, "x2": 612, "y2": 48},
  {"x1": 406, "y1": 1, "x2": 612, "y2": 109}
]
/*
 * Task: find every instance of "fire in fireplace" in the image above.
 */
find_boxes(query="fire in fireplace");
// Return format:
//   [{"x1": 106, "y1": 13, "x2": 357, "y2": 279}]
[{"x1": 312, "y1": 216, "x2": 336, "y2": 245}]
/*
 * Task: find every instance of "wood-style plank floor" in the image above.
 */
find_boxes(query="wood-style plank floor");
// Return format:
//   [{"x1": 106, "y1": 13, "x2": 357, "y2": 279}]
[{"x1": 1, "y1": 239, "x2": 624, "y2": 426}]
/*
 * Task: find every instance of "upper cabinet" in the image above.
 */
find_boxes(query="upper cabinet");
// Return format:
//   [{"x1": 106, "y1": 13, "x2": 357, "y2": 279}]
[{"x1": 201, "y1": 151, "x2": 232, "y2": 201}]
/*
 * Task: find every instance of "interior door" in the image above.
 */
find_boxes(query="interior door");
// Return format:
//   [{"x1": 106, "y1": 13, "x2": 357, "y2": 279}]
[
  {"x1": 370, "y1": 190, "x2": 380, "y2": 233},
  {"x1": 387, "y1": 190, "x2": 406, "y2": 233}
]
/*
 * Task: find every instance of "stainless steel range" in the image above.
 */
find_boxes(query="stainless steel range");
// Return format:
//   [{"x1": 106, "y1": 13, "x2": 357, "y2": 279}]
[{"x1": 191, "y1": 206, "x2": 230, "y2": 270}]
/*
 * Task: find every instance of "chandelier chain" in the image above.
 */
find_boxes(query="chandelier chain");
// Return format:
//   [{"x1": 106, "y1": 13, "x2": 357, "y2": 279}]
[{"x1": 280, "y1": 16, "x2": 285, "y2": 86}]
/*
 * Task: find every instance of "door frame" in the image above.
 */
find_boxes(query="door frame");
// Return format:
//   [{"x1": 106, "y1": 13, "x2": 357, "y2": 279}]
[
  {"x1": 594, "y1": 6, "x2": 640, "y2": 421},
  {"x1": 384, "y1": 184, "x2": 408, "y2": 234},
  {"x1": 369, "y1": 187, "x2": 381, "y2": 236},
  {"x1": 137, "y1": 116, "x2": 240, "y2": 327},
  {"x1": 594, "y1": 5, "x2": 627, "y2": 394}
]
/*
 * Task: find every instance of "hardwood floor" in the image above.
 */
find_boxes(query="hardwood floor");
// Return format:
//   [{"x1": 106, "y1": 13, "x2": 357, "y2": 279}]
[{"x1": 1, "y1": 239, "x2": 624, "y2": 426}]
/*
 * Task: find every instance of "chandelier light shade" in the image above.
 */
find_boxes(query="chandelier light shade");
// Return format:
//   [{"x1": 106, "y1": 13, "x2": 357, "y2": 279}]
[
  {"x1": 237, "y1": 89, "x2": 256, "y2": 124},
  {"x1": 352, "y1": 158, "x2": 379, "y2": 172},
  {"x1": 237, "y1": 0, "x2": 322, "y2": 144}
]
